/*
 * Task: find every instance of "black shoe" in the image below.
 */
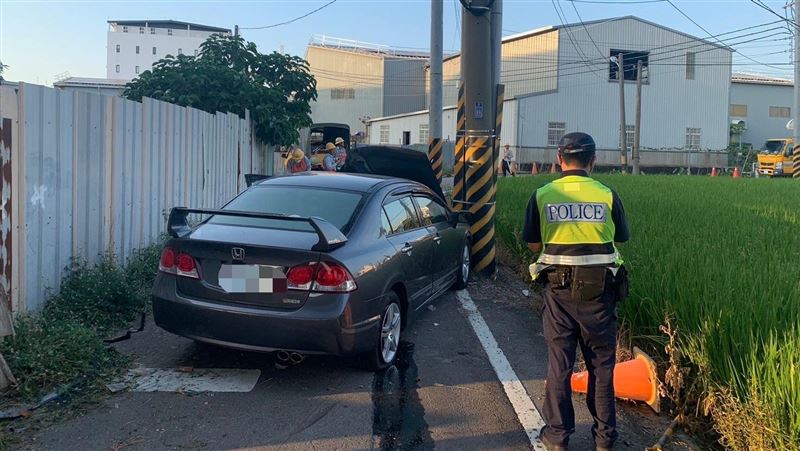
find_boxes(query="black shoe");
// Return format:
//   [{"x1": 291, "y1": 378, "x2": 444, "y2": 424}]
[{"x1": 539, "y1": 429, "x2": 568, "y2": 451}]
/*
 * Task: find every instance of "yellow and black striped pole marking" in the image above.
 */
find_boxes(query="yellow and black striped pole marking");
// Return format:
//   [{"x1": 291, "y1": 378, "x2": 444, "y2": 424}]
[
  {"x1": 468, "y1": 84, "x2": 505, "y2": 275},
  {"x1": 453, "y1": 82, "x2": 467, "y2": 211},
  {"x1": 793, "y1": 144, "x2": 800, "y2": 178},
  {"x1": 493, "y1": 85, "x2": 506, "y2": 176},
  {"x1": 428, "y1": 138, "x2": 444, "y2": 183},
  {"x1": 466, "y1": 134, "x2": 496, "y2": 275}
]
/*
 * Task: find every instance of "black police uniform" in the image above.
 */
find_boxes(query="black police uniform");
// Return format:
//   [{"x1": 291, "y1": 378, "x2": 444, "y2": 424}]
[{"x1": 522, "y1": 133, "x2": 630, "y2": 450}]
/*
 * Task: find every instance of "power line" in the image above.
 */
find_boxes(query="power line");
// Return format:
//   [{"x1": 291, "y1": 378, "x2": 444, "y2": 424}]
[
  {"x1": 665, "y1": 0, "x2": 789, "y2": 70},
  {"x1": 240, "y1": 0, "x2": 337, "y2": 30},
  {"x1": 551, "y1": 0, "x2": 606, "y2": 79},
  {"x1": 566, "y1": 0, "x2": 607, "y2": 58},
  {"x1": 569, "y1": 0, "x2": 664, "y2": 3}
]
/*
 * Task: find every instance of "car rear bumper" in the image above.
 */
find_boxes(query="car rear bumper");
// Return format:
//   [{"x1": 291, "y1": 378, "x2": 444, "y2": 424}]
[{"x1": 152, "y1": 276, "x2": 382, "y2": 356}]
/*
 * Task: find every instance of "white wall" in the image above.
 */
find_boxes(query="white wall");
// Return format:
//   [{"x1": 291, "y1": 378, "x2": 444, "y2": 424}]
[
  {"x1": 730, "y1": 81, "x2": 793, "y2": 148},
  {"x1": 107, "y1": 28, "x2": 220, "y2": 79}
]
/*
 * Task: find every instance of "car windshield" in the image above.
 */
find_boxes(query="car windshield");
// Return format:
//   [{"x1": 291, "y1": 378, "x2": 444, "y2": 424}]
[
  {"x1": 763, "y1": 141, "x2": 785, "y2": 154},
  {"x1": 208, "y1": 186, "x2": 363, "y2": 233}
]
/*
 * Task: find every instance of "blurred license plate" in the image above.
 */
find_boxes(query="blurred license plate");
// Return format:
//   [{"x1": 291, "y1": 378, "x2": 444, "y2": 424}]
[{"x1": 218, "y1": 265, "x2": 287, "y2": 293}]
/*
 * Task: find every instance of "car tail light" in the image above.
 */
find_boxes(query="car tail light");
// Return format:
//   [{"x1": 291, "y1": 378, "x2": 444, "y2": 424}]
[
  {"x1": 158, "y1": 247, "x2": 199, "y2": 279},
  {"x1": 286, "y1": 262, "x2": 356, "y2": 293},
  {"x1": 287, "y1": 264, "x2": 314, "y2": 290}
]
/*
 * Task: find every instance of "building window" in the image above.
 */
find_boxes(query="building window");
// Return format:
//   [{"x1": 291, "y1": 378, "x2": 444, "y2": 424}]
[
  {"x1": 686, "y1": 52, "x2": 696, "y2": 80},
  {"x1": 686, "y1": 128, "x2": 702, "y2": 150},
  {"x1": 620, "y1": 125, "x2": 635, "y2": 150},
  {"x1": 609, "y1": 49, "x2": 649, "y2": 82},
  {"x1": 135, "y1": 66, "x2": 140, "y2": 74},
  {"x1": 730, "y1": 104, "x2": 748, "y2": 117},
  {"x1": 139, "y1": 26, "x2": 144, "y2": 34},
  {"x1": 547, "y1": 122, "x2": 566, "y2": 147},
  {"x1": 419, "y1": 124, "x2": 429, "y2": 144},
  {"x1": 168, "y1": 29, "x2": 173, "y2": 36},
  {"x1": 122, "y1": 26, "x2": 128, "y2": 33},
  {"x1": 116, "y1": 44, "x2": 120, "y2": 53},
  {"x1": 150, "y1": 27, "x2": 155, "y2": 34},
  {"x1": 115, "y1": 65, "x2": 120, "y2": 73},
  {"x1": 331, "y1": 88, "x2": 355, "y2": 100},
  {"x1": 379, "y1": 125, "x2": 390, "y2": 144},
  {"x1": 769, "y1": 106, "x2": 791, "y2": 118},
  {"x1": 152, "y1": 47, "x2": 157, "y2": 55},
  {"x1": 136, "y1": 45, "x2": 140, "y2": 54}
]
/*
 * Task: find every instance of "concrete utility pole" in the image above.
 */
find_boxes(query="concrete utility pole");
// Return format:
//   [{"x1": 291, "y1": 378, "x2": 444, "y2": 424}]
[
  {"x1": 617, "y1": 53, "x2": 628, "y2": 173},
  {"x1": 235, "y1": 25, "x2": 239, "y2": 37},
  {"x1": 491, "y1": 0, "x2": 503, "y2": 173},
  {"x1": 460, "y1": 0, "x2": 497, "y2": 275},
  {"x1": 633, "y1": 60, "x2": 643, "y2": 175},
  {"x1": 794, "y1": 0, "x2": 800, "y2": 178},
  {"x1": 428, "y1": 0, "x2": 444, "y2": 182}
]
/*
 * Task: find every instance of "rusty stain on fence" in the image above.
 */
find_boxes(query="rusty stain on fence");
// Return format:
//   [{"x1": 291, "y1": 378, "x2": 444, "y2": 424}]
[{"x1": 0, "y1": 118, "x2": 12, "y2": 310}]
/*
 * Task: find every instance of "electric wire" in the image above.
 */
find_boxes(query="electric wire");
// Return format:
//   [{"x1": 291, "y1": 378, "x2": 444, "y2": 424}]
[{"x1": 240, "y1": 0, "x2": 337, "y2": 30}]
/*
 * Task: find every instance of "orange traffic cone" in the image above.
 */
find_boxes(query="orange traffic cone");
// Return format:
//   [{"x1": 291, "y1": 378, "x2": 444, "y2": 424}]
[
  {"x1": 531, "y1": 162, "x2": 539, "y2": 175},
  {"x1": 550, "y1": 162, "x2": 558, "y2": 174},
  {"x1": 732, "y1": 167, "x2": 741, "y2": 178},
  {"x1": 571, "y1": 347, "x2": 660, "y2": 413},
  {"x1": 710, "y1": 167, "x2": 718, "y2": 177}
]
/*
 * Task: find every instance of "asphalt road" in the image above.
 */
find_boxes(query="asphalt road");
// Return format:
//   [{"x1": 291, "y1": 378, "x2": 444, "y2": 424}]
[{"x1": 21, "y1": 271, "x2": 690, "y2": 451}]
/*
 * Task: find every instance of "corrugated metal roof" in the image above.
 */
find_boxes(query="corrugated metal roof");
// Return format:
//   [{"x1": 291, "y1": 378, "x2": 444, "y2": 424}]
[
  {"x1": 731, "y1": 72, "x2": 793, "y2": 86},
  {"x1": 53, "y1": 77, "x2": 130, "y2": 88},
  {"x1": 108, "y1": 20, "x2": 230, "y2": 33}
]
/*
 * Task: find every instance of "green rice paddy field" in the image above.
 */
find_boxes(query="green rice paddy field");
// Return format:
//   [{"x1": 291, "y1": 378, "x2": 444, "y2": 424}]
[{"x1": 495, "y1": 175, "x2": 800, "y2": 449}]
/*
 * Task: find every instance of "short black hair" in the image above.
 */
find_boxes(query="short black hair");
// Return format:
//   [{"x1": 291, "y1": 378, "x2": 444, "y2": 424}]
[{"x1": 560, "y1": 151, "x2": 595, "y2": 167}]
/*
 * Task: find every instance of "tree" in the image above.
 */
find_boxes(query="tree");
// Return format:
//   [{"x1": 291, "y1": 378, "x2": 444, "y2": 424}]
[
  {"x1": 0, "y1": 61, "x2": 8, "y2": 79},
  {"x1": 123, "y1": 35, "x2": 317, "y2": 146}
]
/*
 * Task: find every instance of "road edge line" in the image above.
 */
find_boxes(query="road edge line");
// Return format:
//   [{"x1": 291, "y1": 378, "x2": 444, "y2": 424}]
[{"x1": 456, "y1": 289, "x2": 547, "y2": 451}]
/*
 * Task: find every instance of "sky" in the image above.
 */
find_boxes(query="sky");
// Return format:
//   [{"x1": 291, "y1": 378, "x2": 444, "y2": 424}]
[{"x1": 0, "y1": 0, "x2": 795, "y2": 85}]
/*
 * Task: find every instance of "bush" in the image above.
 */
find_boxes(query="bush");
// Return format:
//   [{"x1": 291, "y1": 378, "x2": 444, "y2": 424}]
[
  {"x1": 125, "y1": 245, "x2": 163, "y2": 306},
  {"x1": 0, "y1": 316, "x2": 123, "y2": 401},
  {"x1": 43, "y1": 256, "x2": 142, "y2": 335}
]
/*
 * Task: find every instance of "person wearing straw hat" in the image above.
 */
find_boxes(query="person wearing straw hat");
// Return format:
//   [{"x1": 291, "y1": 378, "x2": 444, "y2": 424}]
[
  {"x1": 334, "y1": 137, "x2": 348, "y2": 170},
  {"x1": 522, "y1": 132, "x2": 630, "y2": 451},
  {"x1": 502, "y1": 143, "x2": 516, "y2": 177},
  {"x1": 286, "y1": 147, "x2": 311, "y2": 174},
  {"x1": 322, "y1": 142, "x2": 337, "y2": 172}
]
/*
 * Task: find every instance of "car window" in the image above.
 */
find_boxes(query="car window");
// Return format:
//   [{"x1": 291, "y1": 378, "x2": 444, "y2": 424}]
[
  {"x1": 380, "y1": 209, "x2": 392, "y2": 235},
  {"x1": 413, "y1": 196, "x2": 449, "y2": 226},
  {"x1": 209, "y1": 186, "x2": 363, "y2": 233},
  {"x1": 383, "y1": 197, "x2": 420, "y2": 234}
]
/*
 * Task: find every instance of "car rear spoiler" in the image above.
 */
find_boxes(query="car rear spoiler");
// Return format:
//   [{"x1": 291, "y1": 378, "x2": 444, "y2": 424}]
[
  {"x1": 244, "y1": 174, "x2": 269, "y2": 187},
  {"x1": 167, "y1": 207, "x2": 348, "y2": 252}
]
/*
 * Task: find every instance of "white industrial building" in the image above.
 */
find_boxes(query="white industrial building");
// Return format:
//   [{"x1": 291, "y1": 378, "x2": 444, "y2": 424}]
[
  {"x1": 730, "y1": 73, "x2": 793, "y2": 149},
  {"x1": 106, "y1": 20, "x2": 231, "y2": 80},
  {"x1": 305, "y1": 36, "x2": 429, "y2": 135},
  {"x1": 366, "y1": 16, "x2": 732, "y2": 169}
]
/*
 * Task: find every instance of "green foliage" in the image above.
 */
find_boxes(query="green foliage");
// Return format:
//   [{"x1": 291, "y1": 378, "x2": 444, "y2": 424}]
[
  {"x1": 0, "y1": 316, "x2": 122, "y2": 401},
  {"x1": 495, "y1": 175, "x2": 800, "y2": 449},
  {"x1": 122, "y1": 35, "x2": 317, "y2": 146},
  {"x1": 43, "y1": 256, "x2": 143, "y2": 335},
  {"x1": 1, "y1": 246, "x2": 161, "y2": 402},
  {"x1": 0, "y1": 60, "x2": 7, "y2": 77}
]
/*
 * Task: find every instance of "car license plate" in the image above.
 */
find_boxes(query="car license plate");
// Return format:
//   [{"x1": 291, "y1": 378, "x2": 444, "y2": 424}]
[{"x1": 218, "y1": 265, "x2": 287, "y2": 293}]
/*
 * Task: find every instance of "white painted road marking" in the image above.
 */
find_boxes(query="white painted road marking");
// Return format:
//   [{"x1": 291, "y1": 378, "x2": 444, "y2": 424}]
[
  {"x1": 456, "y1": 290, "x2": 547, "y2": 451},
  {"x1": 121, "y1": 368, "x2": 261, "y2": 393}
]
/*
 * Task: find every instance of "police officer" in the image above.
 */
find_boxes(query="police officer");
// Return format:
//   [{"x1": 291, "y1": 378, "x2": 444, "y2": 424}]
[{"x1": 522, "y1": 132, "x2": 629, "y2": 451}]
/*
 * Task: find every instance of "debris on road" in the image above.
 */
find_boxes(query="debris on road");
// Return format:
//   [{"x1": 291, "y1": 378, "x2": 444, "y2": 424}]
[
  {"x1": 427, "y1": 305, "x2": 437, "y2": 312},
  {"x1": 109, "y1": 368, "x2": 261, "y2": 394},
  {"x1": 522, "y1": 289, "x2": 530, "y2": 297}
]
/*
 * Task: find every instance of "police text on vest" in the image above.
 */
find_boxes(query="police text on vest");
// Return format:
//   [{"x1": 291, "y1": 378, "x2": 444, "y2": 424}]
[{"x1": 544, "y1": 203, "x2": 607, "y2": 223}]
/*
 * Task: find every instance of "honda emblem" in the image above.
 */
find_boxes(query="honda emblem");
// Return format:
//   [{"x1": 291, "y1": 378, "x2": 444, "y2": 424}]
[{"x1": 231, "y1": 247, "x2": 245, "y2": 261}]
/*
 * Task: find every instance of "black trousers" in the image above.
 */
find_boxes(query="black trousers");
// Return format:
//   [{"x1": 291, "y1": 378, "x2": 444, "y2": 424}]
[
  {"x1": 541, "y1": 283, "x2": 618, "y2": 448},
  {"x1": 502, "y1": 160, "x2": 514, "y2": 176}
]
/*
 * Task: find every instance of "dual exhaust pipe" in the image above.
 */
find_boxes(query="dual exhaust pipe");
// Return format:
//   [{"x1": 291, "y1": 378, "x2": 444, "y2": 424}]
[{"x1": 276, "y1": 350, "x2": 305, "y2": 365}]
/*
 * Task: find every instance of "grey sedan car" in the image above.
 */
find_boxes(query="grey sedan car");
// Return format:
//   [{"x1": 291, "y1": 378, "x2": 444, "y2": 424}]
[{"x1": 152, "y1": 146, "x2": 471, "y2": 370}]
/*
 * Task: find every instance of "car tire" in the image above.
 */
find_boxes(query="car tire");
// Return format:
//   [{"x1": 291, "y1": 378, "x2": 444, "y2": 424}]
[
  {"x1": 451, "y1": 241, "x2": 471, "y2": 290},
  {"x1": 362, "y1": 293, "x2": 402, "y2": 371}
]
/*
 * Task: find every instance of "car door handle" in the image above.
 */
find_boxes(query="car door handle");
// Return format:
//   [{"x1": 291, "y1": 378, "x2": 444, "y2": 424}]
[
  {"x1": 401, "y1": 244, "x2": 414, "y2": 254},
  {"x1": 433, "y1": 235, "x2": 441, "y2": 244}
]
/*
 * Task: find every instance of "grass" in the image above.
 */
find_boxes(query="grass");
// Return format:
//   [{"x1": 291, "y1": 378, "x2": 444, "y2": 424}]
[
  {"x1": 0, "y1": 245, "x2": 161, "y2": 403},
  {"x1": 495, "y1": 174, "x2": 800, "y2": 449}
]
